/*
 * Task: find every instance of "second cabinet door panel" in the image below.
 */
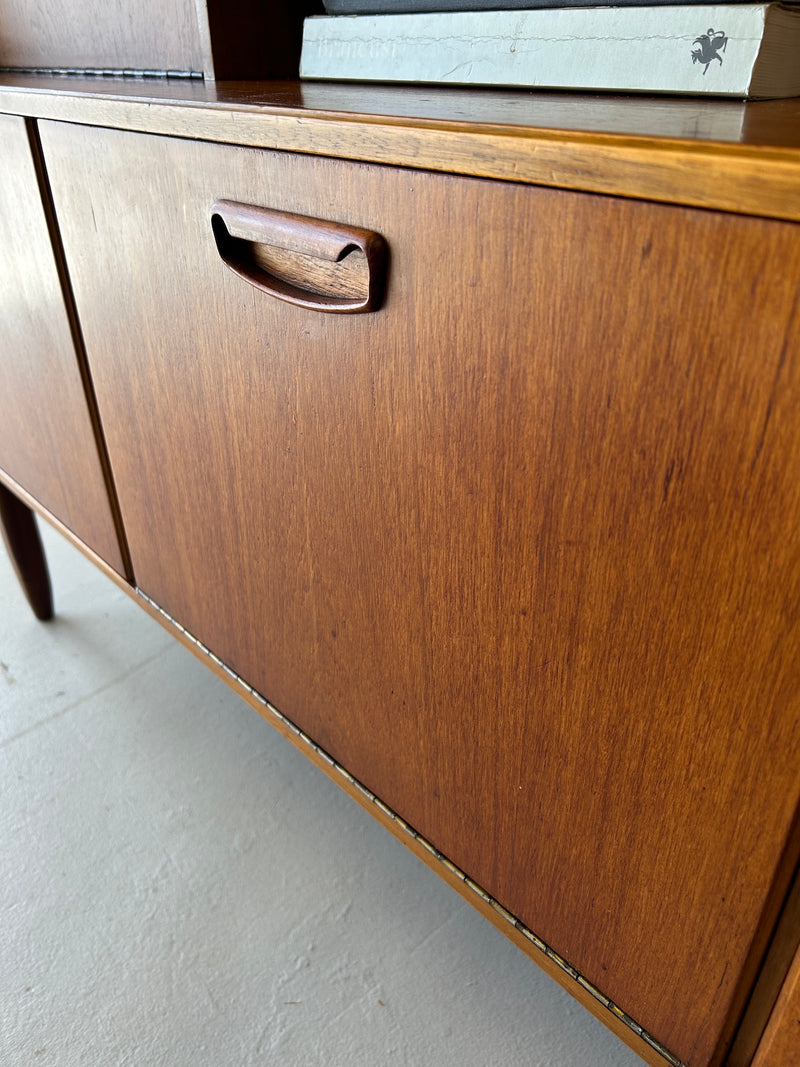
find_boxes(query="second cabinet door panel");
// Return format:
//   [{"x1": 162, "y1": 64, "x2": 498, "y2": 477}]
[
  {"x1": 41, "y1": 120, "x2": 800, "y2": 1066},
  {"x1": 0, "y1": 114, "x2": 126, "y2": 575}
]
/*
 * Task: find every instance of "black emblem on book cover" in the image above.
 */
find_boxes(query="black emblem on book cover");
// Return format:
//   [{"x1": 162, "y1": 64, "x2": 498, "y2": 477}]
[{"x1": 691, "y1": 28, "x2": 728, "y2": 73}]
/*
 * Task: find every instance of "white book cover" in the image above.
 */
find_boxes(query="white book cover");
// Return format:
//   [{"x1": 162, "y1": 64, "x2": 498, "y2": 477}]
[{"x1": 300, "y1": 6, "x2": 800, "y2": 97}]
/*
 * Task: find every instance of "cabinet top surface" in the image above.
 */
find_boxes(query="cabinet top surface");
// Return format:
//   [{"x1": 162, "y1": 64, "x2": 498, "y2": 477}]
[
  {"x1": 3, "y1": 73, "x2": 800, "y2": 144},
  {"x1": 2, "y1": 73, "x2": 800, "y2": 219}
]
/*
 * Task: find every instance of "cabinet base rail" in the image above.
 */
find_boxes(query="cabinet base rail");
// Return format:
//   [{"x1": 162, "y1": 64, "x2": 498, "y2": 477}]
[{"x1": 136, "y1": 586, "x2": 684, "y2": 1067}]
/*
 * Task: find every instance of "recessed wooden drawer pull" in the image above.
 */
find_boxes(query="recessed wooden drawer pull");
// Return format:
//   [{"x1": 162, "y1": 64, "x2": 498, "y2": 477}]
[{"x1": 210, "y1": 199, "x2": 387, "y2": 313}]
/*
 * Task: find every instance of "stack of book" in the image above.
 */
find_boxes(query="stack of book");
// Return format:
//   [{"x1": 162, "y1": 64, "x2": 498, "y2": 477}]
[{"x1": 300, "y1": 0, "x2": 800, "y2": 98}]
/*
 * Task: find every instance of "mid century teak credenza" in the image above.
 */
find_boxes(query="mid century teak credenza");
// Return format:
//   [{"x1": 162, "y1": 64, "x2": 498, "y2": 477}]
[{"x1": 1, "y1": 41, "x2": 799, "y2": 1067}]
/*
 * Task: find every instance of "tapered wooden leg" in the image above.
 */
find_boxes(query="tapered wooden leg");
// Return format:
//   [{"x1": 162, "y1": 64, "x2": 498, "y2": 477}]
[{"x1": 0, "y1": 483, "x2": 53, "y2": 620}]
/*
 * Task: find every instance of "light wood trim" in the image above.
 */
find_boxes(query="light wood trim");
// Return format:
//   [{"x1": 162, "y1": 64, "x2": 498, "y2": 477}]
[
  {"x1": 1, "y1": 76, "x2": 800, "y2": 221},
  {"x1": 191, "y1": 0, "x2": 215, "y2": 81}
]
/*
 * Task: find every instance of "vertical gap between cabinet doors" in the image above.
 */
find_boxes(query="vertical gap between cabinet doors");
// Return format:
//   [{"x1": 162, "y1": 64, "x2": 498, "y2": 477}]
[
  {"x1": 726, "y1": 854, "x2": 800, "y2": 1065},
  {"x1": 24, "y1": 117, "x2": 135, "y2": 584}
]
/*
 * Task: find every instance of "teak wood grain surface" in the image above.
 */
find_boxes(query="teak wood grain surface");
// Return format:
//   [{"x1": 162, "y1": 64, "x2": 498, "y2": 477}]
[
  {"x1": 40, "y1": 120, "x2": 800, "y2": 1066},
  {"x1": 0, "y1": 0, "x2": 205, "y2": 73},
  {"x1": 0, "y1": 114, "x2": 126, "y2": 576}
]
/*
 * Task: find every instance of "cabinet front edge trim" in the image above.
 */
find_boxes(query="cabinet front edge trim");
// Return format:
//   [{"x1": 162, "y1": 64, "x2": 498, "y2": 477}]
[{"x1": 2, "y1": 85, "x2": 800, "y2": 222}]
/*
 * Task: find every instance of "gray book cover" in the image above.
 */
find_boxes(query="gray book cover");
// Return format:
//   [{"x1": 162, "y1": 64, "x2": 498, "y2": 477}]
[
  {"x1": 302, "y1": 4, "x2": 800, "y2": 97},
  {"x1": 323, "y1": 0, "x2": 747, "y2": 10}
]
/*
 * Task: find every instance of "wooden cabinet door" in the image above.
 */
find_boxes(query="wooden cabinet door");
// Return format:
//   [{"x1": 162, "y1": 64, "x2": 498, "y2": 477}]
[
  {"x1": 0, "y1": 115, "x2": 126, "y2": 575},
  {"x1": 40, "y1": 120, "x2": 800, "y2": 1066},
  {"x1": 0, "y1": 0, "x2": 203, "y2": 73}
]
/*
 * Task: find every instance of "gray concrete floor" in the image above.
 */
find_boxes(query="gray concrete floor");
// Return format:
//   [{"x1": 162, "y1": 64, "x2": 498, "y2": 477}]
[{"x1": 0, "y1": 519, "x2": 643, "y2": 1067}]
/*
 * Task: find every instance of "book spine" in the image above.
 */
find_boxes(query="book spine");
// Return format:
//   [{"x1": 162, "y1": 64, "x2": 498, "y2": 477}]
[
  {"x1": 301, "y1": 8, "x2": 766, "y2": 95},
  {"x1": 323, "y1": 0, "x2": 745, "y2": 10}
]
